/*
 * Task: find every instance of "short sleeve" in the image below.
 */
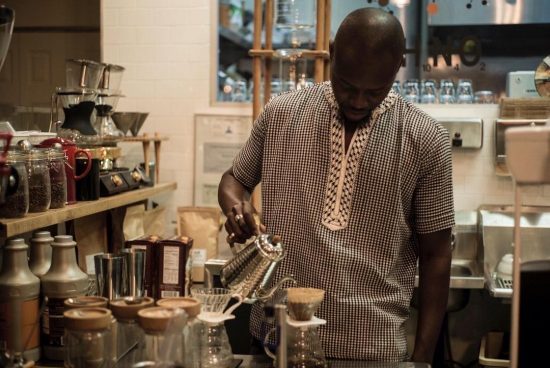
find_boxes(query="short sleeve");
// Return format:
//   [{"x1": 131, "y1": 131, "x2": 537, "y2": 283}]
[
  {"x1": 232, "y1": 107, "x2": 269, "y2": 190},
  {"x1": 413, "y1": 123, "x2": 455, "y2": 234}
]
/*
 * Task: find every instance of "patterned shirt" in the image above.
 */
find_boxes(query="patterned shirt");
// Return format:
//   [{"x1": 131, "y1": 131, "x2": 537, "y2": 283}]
[{"x1": 232, "y1": 82, "x2": 455, "y2": 361}]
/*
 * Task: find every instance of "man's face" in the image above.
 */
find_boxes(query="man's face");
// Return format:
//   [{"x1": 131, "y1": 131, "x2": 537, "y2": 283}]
[{"x1": 330, "y1": 49, "x2": 399, "y2": 124}]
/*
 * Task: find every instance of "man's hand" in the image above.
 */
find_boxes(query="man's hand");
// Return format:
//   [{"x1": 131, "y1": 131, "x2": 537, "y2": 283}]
[{"x1": 224, "y1": 200, "x2": 262, "y2": 245}]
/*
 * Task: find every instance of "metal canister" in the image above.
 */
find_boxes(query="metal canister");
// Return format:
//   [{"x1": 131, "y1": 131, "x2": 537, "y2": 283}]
[
  {"x1": 29, "y1": 231, "x2": 54, "y2": 277},
  {"x1": 0, "y1": 238, "x2": 41, "y2": 362},
  {"x1": 40, "y1": 235, "x2": 89, "y2": 361}
]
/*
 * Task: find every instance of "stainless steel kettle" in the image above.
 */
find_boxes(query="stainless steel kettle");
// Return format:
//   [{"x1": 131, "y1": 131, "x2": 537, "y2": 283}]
[{"x1": 220, "y1": 233, "x2": 296, "y2": 302}]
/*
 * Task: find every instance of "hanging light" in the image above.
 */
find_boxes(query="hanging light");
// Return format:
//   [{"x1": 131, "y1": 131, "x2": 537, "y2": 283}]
[{"x1": 392, "y1": 0, "x2": 411, "y2": 8}]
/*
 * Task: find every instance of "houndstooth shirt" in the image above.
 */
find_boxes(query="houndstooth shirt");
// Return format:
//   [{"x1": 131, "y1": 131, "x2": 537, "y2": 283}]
[{"x1": 232, "y1": 82, "x2": 455, "y2": 361}]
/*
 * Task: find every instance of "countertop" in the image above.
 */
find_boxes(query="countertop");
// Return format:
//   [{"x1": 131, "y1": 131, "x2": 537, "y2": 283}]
[{"x1": 235, "y1": 355, "x2": 431, "y2": 368}]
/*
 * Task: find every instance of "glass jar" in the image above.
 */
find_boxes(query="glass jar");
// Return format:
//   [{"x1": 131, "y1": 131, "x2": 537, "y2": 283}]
[
  {"x1": 26, "y1": 149, "x2": 51, "y2": 212},
  {"x1": 48, "y1": 148, "x2": 67, "y2": 209},
  {"x1": 136, "y1": 307, "x2": 184, "y2": 365},
  {"x1": 64, "y1": 307, "x2": 113, "y2": 368},
  {"x1": 156, "y1": 297, "x2": 202, "y2": 368},
  {"x1": 0, "y1": 152, "x2": 29, "y2": 218},
  {"x1": 109, "y1": 297, "x2": 154, "y2": 365}
]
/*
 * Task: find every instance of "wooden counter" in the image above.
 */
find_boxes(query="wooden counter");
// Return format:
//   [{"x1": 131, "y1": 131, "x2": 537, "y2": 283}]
[{"x1": 0, "y1": 182, "x2": 177, "y2": 238}]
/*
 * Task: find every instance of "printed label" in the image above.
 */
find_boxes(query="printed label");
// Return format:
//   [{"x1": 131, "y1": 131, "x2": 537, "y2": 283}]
[
  {"x1": 163, "y1": 246, "x2": 180, "y2": 284},
  {"x1": 42, "y1": 297, "x2": 68, "y2": 347},
  {"x1": 190, "y1": 249, "x2": 207, "y2": 266},
  {"x1": 161, "y1": 290, "x2": 181, "y2": 298}
]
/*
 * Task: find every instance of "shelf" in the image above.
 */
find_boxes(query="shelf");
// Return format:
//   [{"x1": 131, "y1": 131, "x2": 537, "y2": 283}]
[{"x1": 0, "y1": 182, "x2": 177, "y2": 239}]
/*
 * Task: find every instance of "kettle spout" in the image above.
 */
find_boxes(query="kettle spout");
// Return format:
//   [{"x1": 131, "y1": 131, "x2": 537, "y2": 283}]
[{"x1": 256, "y1": 275, "x2": 297, "y2": 302}]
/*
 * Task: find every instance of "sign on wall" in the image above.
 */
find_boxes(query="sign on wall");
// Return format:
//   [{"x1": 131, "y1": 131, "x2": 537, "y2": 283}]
[{"x1": 194, "y1": 114, "x2": 252, "y2": 207}]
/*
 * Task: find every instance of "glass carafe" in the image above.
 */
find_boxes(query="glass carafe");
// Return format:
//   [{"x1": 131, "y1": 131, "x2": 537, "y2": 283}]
[{"x1": 287, "y1": 323, "x2": 327, "y2": 368}]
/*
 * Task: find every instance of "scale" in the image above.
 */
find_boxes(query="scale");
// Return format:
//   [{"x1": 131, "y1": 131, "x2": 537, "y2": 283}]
[{"x1": 505, "y1": 54, "x2": 550, "y2": 368}]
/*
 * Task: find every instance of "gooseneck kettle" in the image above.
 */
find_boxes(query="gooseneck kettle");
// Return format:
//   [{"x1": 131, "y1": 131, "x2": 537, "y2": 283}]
[{"x1": 220, "y1": 233, "x2": 296, "y2": 302}]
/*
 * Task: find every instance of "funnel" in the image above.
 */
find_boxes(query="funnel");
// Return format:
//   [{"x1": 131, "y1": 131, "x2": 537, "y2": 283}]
[
  {"x1": 287, "y1": 287, "x2": 325, "y2": 321},
  {"x1": 111, "y1": 112, "x2": 140, "y2": 136},
  {"x1": 130, "y1": 112, "x2": 149, "y2": 136}
]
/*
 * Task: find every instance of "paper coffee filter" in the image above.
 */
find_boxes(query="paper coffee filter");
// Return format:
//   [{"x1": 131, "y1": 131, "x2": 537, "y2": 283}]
[{"x1": 287, "y1": 287, "x2": 325, "y2": 321}]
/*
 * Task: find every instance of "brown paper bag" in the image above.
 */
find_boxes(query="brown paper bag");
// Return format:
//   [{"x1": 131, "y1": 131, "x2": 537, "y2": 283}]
[
  {"x1": 123, "y1": 204, "x2": 145, "y2": 241},
  {"x1": 144, "y1": 206, "x2": 166, "y2": 237},
  {"x1": 177, "y1": 207, "x2": 221, "y2": 282}
]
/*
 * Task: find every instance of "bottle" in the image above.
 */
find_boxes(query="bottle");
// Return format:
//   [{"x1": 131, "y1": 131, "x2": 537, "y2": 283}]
[
  {"x1": 0, "y1": 238, "x2": 41, "y2": 362},
  {"x1": 29, "y1": 231, "x2": 54, "y2": 277},
  {"x1": 40, "y1": 235, "x2": 89, "y2": 361}
]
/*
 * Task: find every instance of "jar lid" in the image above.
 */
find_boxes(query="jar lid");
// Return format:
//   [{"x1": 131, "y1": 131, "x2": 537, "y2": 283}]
[
  {"x1": 64, "y1": 307, "x2": 112, "y2": 331},
  {"x1": 47, "y1": 148, "x2": 65, "y2": 160},
  {"x1": 26, "y1": 148, "x2": 49, "y2": 160},
  {"x1": 137, "y1": 307, "x2": 181, "y2": 333},
  {"x1": 5, "y1": 238, "x2": 28, "y2": 250},
  {"x1": 156, "y1": 297, "x2": 201, "y2": 318},
  {"x1": 110, "y1": 296, "x2": 154, "y2": 320},
  {"x1": 31, "y1": 231, "x2": 54, "y2": 244},
  {"x1": 64, "y1": 296, "x2": 109, "y2": 309}
]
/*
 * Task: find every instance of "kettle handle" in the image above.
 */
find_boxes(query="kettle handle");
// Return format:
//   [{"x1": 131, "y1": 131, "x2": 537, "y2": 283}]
[{"x1": 74, "y1": 149, "x2": 92, "y2": 180}]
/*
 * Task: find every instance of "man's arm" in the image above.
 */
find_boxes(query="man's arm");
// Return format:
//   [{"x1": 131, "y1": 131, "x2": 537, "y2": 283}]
[
  {"x1": 218, "y1": 167, "x2": 259, "y2": 244},
  {"x1": 411, "y1": 227, "x2": 452, "y2": 364}
]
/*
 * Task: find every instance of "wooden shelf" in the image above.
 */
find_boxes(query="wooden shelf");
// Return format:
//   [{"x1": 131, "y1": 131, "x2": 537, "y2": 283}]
[{"x1": 0, "y1": 182, "x2": 177, "y2": 239}]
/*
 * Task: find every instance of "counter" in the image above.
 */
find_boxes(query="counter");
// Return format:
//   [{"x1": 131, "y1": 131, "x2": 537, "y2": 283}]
[{"x1": 235, "y1": 355, "x2": 431, "y2": 368}]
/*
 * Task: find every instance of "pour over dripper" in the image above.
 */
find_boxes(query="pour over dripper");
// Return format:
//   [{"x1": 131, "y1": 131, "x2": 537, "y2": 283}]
[
  {"x1": 56, "y1": 87, "x2": 98, "y2": 135},
  {"x1": 94, "y1": 90, "x2": 123, "y2": 137},
  {"x1": 190, "y1": 287, "x2": 242, "y2": 322},
  {"x1": 287, "y1": 287, "x2": 325, "y2": 321}
]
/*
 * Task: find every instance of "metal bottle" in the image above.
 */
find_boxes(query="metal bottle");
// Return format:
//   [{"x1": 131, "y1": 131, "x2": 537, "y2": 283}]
[
  {"x1": 29, "y1": 231, "x2": 53, "y2": 277},
  {"x1": 0, "y1": 238, "x2": 41, "y2": 362},
  {"x1": 40, "y1": 235, "x2": 89, "y2": 361}
]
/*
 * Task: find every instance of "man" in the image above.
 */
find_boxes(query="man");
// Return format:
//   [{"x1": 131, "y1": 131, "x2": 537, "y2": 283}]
[{"x1": 218, "y1": 8, "x2": 454, "y2": 363}]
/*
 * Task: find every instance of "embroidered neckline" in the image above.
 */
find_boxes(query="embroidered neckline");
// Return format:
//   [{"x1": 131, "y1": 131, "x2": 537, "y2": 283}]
[{"x1": 321, "y1": 83, "x2": 397, "y2": 231}]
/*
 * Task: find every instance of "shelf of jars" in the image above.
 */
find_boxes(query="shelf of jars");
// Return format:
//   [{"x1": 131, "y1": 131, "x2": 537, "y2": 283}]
[{"x1": 0, "y1": 181, "x2": 177, "y2": 239}]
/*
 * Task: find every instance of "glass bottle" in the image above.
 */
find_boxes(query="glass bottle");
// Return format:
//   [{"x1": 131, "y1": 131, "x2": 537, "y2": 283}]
[
  {"x1": 0, "y1": 239, "x2": 41, "y2": 363},
  {"x1": 47, "y1": 148, "x2": 67, "y2": 209},
  {"x1": 29, "y1": 231, "x2": 53, "y2": 277},
  {"x1": 64, "y1": 307, "x2": 113, "y2": 368},
  {"x1": 109, "y1": 296, "x2": 154, "y2": 365},
  {"x1": 0, "y1": 152, "x2": 29, "y2": 218},
  {"x1": 156, "y1": 297, "x2": 202, "y2": 368},
  {"x1": 26, "y1": 148, "x2": 51, "y2": 212},
  {"x1": 40, "y1": 235, "x2": 89, "y2": 361}
]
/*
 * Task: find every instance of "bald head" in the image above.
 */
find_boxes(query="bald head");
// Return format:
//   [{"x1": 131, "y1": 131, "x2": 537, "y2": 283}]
[
  {"x1": 333, "y1": 8, "x2": 405, "y2": 68},
  {"x1": 329, "y1": 8, "x2": 405, "y2": 124}
]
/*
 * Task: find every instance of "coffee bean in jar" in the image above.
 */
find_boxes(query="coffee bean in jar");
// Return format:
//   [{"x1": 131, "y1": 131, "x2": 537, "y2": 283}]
[
  {"x1": 0, "y1": 152, "x2": 29, "y2": 218},
  {"x1": 47, "y1": 148, "x2": 67, "y2": 209},
  {"x1": 26, "y1": 149, "x2": 51, "y2": 212}
]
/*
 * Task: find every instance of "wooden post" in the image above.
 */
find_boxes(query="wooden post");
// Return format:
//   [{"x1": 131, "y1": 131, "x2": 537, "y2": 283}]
[
  {"x1": 324, "y1": 0, "x2": 332, "y2": 80},
  {"x1": 252, "y1": 0, "x2": 263, "y2": 121},
  {"x1": 314, "y1": 0, "x2": 326, "y2": 83},
  {"x1": 264, "y1": 0, "x2": 273, "y2": 106}
]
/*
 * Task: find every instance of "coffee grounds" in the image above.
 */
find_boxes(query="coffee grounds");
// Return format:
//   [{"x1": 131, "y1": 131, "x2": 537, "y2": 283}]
[
  {"x1": 29, "y1": 185, "x2": 51, "y2": 212},
  {"x1": 49, "y1": 182, "x2": 67, "y2": 209}
]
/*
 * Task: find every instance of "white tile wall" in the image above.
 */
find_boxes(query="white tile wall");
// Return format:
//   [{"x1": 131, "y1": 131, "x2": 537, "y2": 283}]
[
  {"x1": 101, "y1": 0, "x2": 211, "y2": 228},
  {"x1": 101, "y1": 1, "x2": 550, "y2": 229}
]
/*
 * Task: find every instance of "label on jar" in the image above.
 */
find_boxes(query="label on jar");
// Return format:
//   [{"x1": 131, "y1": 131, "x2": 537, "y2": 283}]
[
  {"x1": 0, "y1": 298, "x2": 40, "y2": 351},
  {"x1": 191, "y1": 248, "x2": 207, "y2": 283},
  {"x1": 41, "y1": 297, "x2": 67, "y2": 347}
]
